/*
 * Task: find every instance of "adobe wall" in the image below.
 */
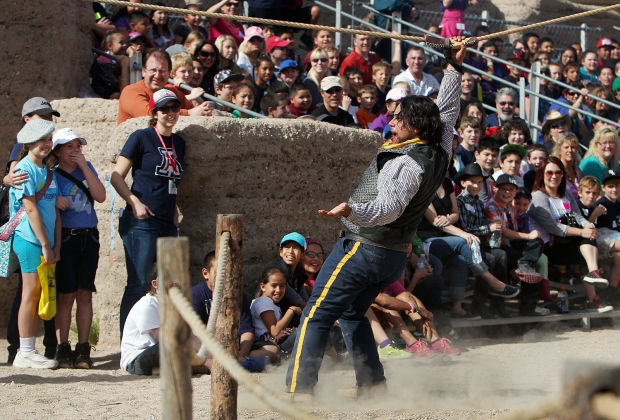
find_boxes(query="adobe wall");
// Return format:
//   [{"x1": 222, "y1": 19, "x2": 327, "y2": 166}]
[{"x1": 5, "y1": 98, "x2": 380, "y2": 344}]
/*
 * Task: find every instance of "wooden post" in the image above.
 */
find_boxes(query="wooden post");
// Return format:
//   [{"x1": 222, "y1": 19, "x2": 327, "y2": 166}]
[
  {"x1": 158, "y1": 237, "x2": 193, "y2": 420},
  {"x1": 211, "y1": 214, "x2": 243, "y2": 420}
]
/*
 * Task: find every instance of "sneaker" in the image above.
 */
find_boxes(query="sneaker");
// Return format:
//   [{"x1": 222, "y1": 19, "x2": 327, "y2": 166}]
[
  {"x1": 430, "y1": 338, "x2": 460, "y2": 354},
  {"x1": 489, "y1": 284, "x2": 520, "y2": 299},
  {"x1": 242, "y1": 356, "x2": 266, "y2": 373},
  {"x1": 515, "y1": 264, "x2": 543, "y2": 284},
  {"x1": 405, "y1": 340, "x2": 435, "y2": 356},
  {"x1": 13, "y1": 350, "x2": 58, "y2": 369},
  {"x1": 377, "y1": 344, "x2": 411, "y2": 358},
  {"x1": 583, "y1": 269, "x2": 609, "y2": 288},
  {"x1": 55, "y1": 342, "x2": 73, "y2": 369},
  {"x1": 534, "y1": 306, "x2": 551, "y2": 316},
  {"x1": 586, "y1": 296, "x2": 613, "y2": 313},
  {"x1": 74, "y1": 343, "x2": 93, "y2": 369}
]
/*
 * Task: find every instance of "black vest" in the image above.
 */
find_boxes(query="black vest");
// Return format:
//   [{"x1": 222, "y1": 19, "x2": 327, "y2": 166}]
[{"x1": 342, "y1": 142, "x2": 449, "y2": 250}]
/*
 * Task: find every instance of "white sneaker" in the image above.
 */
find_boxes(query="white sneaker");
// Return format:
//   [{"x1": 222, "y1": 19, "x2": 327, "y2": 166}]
[{"x1": 13, "y1": 350, "x2": 59, "y2": 369}]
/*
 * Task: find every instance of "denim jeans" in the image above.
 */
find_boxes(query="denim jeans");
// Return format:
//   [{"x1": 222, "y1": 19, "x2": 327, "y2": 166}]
[
  {"x1": 285, "y1": 238, "x2": 407, "y2": 393},
  {"x1": 425, "y1": 235, "x2": 478, "y2": 301},
  {"x1": 118, "y1": 212, "x2": 178, "y2": 336},
  {"x1": 126, "y1": 343, "x2": 159, "y2": 375}
]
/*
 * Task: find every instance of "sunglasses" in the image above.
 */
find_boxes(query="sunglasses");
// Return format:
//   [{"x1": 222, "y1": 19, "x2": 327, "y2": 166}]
[
  {"x1": 499, "y1": 101, "x2": 515, "y2": 106},
  {"x1": 305, "y1": 251, "x2": 324, "y2": 259},
  {"x1": 199, "y1": 51, "x2": 217, "y2": 58},
  {"x1": 544, "y1": 170, "x2": 563, "y2": 177},
  {"x1": 158, "y1": 104, "x2": 181, "y2": 113},
  {"x1": 312, "y1": 57, "x2": 328, "y2": 63},
  {"x1": 325, "y1": 87, "x2": 342, "y2": 94}
]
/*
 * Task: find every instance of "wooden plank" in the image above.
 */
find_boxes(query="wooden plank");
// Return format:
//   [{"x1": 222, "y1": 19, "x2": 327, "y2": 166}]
[
  {"x1": 450, "y1": 309, "x2": 620, "y2": 328},
  {"x1": 158, "y1": 237, "x2": 193, "y2": 420},
  {"x1": 211, "y1": 214, "x2": 243, "y2": 420}
]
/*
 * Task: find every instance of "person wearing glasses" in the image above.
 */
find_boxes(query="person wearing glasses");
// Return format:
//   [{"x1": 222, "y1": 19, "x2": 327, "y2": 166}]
[
  {"x1": 529, "y1": 156, "x2": 612, "y2": 312},
  {"x1": 580, "y1": 126, "x2": 620, "y2": 183},
  {"x1": 303, "y1": 48, "x2": 329, "y2": 106},
  {"x1": 311, "y1": 76, "x2": 354, "y2": 127},
  {"x1": 207, "y1": 0, "x2": 244, "y2": 46},
  {"x1": 117, "y1": 49, "x2": 212, "y2": 125},
  {"x1": 111, "y1": 89, "x2": 186, "y2": 335},
  {"x1": 485, "y1": 87, "x2": 517, "y2": 132}
]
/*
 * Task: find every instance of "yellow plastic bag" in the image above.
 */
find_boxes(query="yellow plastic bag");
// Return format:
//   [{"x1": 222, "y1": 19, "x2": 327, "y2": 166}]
[{"x1": 38, "y1": 256, "x2": 56, "y2": 321}]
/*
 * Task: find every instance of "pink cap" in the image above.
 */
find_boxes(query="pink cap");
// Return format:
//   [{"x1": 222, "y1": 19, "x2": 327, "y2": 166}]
[
  {"x1": 386, "y1": 87, "x2": 408, "y2": 102},
  {"x1": 244, "y1": 26, "x2": 264, "y2": 42}
]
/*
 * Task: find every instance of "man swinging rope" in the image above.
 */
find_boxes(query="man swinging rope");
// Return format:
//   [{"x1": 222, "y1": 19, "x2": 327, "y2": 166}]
[{"x1": 285, "y1": 37, "x2": 519, "y2": 395}]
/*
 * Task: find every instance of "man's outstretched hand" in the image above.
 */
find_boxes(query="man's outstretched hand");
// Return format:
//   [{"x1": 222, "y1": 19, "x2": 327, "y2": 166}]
[{"x1": 318, "y1": 202, "x2": 351, "y2": 219}]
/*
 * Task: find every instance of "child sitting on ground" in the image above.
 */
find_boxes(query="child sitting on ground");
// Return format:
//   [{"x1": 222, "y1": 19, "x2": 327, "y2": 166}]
[
  {"x1": 288, "y1": 84, "x2": 315, "y2": 117},
  {"x1": 454, "y1": 116, "x2": 482, "y2": 172},
  {"x1": 250, "y1": 267, "x2": 302, "y2": 362},
  {"x1": 355, "y1": 84, "x2": 379, "y2": 129},
  {"x1": 493, "y1": 144, "x2": 526, "y2": 188}
]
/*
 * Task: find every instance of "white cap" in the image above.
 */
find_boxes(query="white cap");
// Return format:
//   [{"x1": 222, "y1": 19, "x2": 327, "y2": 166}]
[{"x1": 52, "y1": 127, "x2": 87, "y2": 150}]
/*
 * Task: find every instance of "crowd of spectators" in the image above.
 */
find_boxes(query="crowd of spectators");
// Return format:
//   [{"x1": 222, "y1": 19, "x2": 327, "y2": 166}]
[{"x1": 6, "y1": 0, "x2": 620, "y2": 373}]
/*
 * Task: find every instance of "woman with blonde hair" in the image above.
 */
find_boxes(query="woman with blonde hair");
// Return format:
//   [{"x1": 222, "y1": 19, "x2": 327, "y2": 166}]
[
  {"x1": 552, "y1": 133, "x2": 582, "y2": 199},
  {"x1": 579, "y1": 125, "x2": 620, "y2": 182},
  {"x1": 215, "y1": 34, "x2": 241, "y2": 72},
  {"x1": 303, "y1": 47, "x2": 329, "y2": 106},
  {"x1": 237, "y1": 26, "x2": 266, "y2": 80}
]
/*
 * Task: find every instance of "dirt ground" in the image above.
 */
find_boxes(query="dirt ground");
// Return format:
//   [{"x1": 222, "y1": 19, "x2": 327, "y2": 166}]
[{"x1": 0, "y1": 322, "x2": 618, "y2": 419}]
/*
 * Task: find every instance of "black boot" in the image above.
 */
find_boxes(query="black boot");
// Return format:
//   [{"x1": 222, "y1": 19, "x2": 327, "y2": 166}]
[
  {"x1": 519, "y1": 283, "x2": 541, "y2": 316},
  {"x1": 74, "y1": 343, "x2": 93, "y2": 369}
]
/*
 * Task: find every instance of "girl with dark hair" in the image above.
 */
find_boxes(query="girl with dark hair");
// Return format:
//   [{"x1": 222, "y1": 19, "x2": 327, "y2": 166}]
[
  {"x1": 111, "y1": 90, "x2": 186, "y2": 335},
  {"x1": 149, "y1": 4, "x2": 173, "y2": 48},
  {"x1": 196, "y1": 40, "x2": 220, "y2": 95},
  {"x1": 301, "y1": 238, "x2": 324, "y2": 294},
  {"x1": 529, "y1": 156, "x2": 611, "y2": 311}
]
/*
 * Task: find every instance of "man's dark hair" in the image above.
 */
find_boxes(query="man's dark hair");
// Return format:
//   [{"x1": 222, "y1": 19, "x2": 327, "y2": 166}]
[
  {"x1": 539, "y1": 37, "x2": 553, "y2": 46},
  {"x1": 267, "y1": 80, "x2": 289, "y2": 95},
  {"x1": 290, "y1": 83, "x2": 310, "y2": 97},
  {"x1": 261, "y1": 93, "x2": 284, "y2": 115},
  {"x1": 522, "y1": 32, "x2": 539, "y2": 44},
  {"x1": 480, "y1": 41, "x2": 496, "y2": 52},
  {"x1": 396, "y1": 96, "x2": 443, "y2": 145},
  {"x1": 476, "y1": 136, "x2": 500, "y2": 154},
  {"x1": 202, "y1": 251, "x2": 215, "y2": 270},
  {"x1": 143, "y1": 48, "x2": 172, "y2": 70}
]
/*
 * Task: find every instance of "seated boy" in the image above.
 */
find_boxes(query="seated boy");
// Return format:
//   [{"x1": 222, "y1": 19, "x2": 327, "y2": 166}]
[
  {"x1": 191, "y1": 251, "x2": 269, "y2": 372},
  {"x1": 277, "y1": 59, "x2": 300, "y2": 88},
  {"x1": 371, "y1": 60, "x2": 390, "y2": 114},
  {"x1": 486, "y1": 174, "x2": 547, "y2": 315},
  {"x1": 523, "y1": 144, "x2": 548, "y2": 192},
  {"x1": 169, "y1": 53, "x2": 205, "y2": 103},
  {"x1": 473, "y1": 137, "x2": 500, "y2": 202},
  {"x1": 213, "y1": 70, "x2": 245, "y2": 111},
  {"x1": 355, "y1": 84, "x2": 379, "y2": 129},
  {"x1": 288, "y1": 84, "x2": 315, "y2": 117},
  {"x1": 260, "y1": 93, "x2": 290, "y2": 118},
  {"x1": 493, "y1": 144, "x2": 526, "y2": 188},
  {"x1": 454, "y1": 116, "x2": 482, "y2": 172}
]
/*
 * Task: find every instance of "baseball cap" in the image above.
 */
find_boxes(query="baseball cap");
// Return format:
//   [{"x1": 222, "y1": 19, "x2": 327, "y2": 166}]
[
  {"x1": 213, "y1": 70, "x2": 244, "y2": 87},
  {"x1": 602, "y1": 169, "x2": 620, "y2": 185},
  {"x1": 320, "y1": 76, "x2": 342, "y2": 92},
  {"x1": 494, "y1": 173, "x2": 519, "y2": 188},
  {"x1": 21, "y1": 97, "x2": 60, "y2": 118},
  {"x1": 166, "y1": 44, "x2": 187, "y2": 56},
  {"x1": 128, "y1": 32, "x2": 147, "y2": 43},
  {"x1": 267, "y1": 36, "x2": 292, "y2": 52},
  {"x1": 17, "y1": 119, "x2": 55, "y2": 144},
  {"x1": 148, "y1": 89, "x2": 181, "y2": 112},
  {"x1": 385, "y1": 87, "x2": 407, "y2": 102},
  {"x1": 244, "y1": 26, "x2": 264, "y2": 42},
  {"x1": 279, "y1": 59, "x2": 298, "y2": 72},
  {"x1": 280, "y1": 232, "x2": 306, "y2": 250},
  {"x1": 506, "y1": 50, "x2": 527, "y2": 62},
  {"x1": 500, "y1": 144, "x2": 526, "y2": 160},
  {"x1": 597, "y1": 37, "x2": 613, "y2": 49},
  {"x1": 52, "y1": 127, "x2": 87, "y2": 150}
]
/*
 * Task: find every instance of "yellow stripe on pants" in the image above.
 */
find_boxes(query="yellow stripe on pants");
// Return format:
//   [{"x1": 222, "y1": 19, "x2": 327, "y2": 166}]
[{"x1": 289, "y1": 241, "x2": 361, "y2": 393}]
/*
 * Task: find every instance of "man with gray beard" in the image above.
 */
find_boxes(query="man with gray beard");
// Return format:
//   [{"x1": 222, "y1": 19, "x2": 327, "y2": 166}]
[{"x1": 486, "y1": 87, "x2": 518, "y2": 131}]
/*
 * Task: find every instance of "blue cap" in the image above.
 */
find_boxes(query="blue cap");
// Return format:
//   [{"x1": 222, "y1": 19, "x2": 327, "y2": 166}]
[
  {"x1": 17, "y1": 119, "x2": 55, "y2": 144},
  {"x1": 280, "y1": 232, "x2": 306, "y2": 250},
  {"x1": 279, "y1": 59, "x2": 298, "y2": 72}
]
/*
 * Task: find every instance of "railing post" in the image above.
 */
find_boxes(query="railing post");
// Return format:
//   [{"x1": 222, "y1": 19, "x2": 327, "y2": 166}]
[
  {"x1": 392, "y1": 10, "x2": 402, "y2": 60},
  {"x1": 481, "y1": 10, "x2": 489, "y2": 28},
  {"x1": 529, "y1": 61, "x2": 541, "y2": 141},
  {"x1": 581, "y1": 23, "x2": 588, "y2": 52},
  {"x1": 158, "y1": 237, "x2": 192, "y2": 420},
  {"x1": 129, "y1": 52, "x2": 143, "y2": 84},
  {"x1": 519, "y1": 76, "x2": 527, "y2": 121},
  {"x1": 335, "y1": 0, "x2": 342, "y2": 50},
  {"x1": 211, "y1": 214, "x2": 244, "y2": 420}
]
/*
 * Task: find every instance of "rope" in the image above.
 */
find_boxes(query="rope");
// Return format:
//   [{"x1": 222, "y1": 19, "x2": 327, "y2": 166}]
[
  {"x1": 87, "y1": 0, "x2": 620, "y2": 48},
  {"x1": 167, "y1": 287, "x2": 320, "y2": 420},
  {"x1": 194, "y1": 231, "x2": 231, "y2": 363}
]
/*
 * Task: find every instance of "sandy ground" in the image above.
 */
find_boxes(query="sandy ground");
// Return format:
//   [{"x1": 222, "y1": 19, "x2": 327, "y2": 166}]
[{"x1": 0, "y1": 322, "x2": 618, "y2": 419}]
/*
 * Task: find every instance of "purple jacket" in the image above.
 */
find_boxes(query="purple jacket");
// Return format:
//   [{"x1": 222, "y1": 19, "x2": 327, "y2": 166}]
[{"x1": 369, "y1": 113, "x2": 389, "y2": 133}]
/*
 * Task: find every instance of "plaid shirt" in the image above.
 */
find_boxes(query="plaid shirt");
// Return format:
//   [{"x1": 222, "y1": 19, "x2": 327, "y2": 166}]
[
  {"x1": 485, "y1": 197, "x2": 518, "y2": 246},
  {"x1": 457, "y1": 192, "x2": 491, "y2": 237}
]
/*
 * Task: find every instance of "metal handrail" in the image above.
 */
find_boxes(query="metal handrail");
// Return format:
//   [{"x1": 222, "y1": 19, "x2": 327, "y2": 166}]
[{"x1": 360, "y1": 3, "x2": 620, "y2": 113}]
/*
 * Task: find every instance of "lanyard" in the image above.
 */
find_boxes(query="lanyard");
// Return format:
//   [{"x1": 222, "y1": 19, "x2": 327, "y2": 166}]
[
  {"x1": 154, "y1": 126, "x2": 177, "y2": 175},
  {"x1": 380, "y1": 138, "x2": 428, "y2": 150}
]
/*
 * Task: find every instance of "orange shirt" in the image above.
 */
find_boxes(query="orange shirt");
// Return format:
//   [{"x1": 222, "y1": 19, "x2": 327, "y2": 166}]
[
  {"x1": 117, "y1": 80, "x2": 194, "y2": 125},
  {"x1": 356, "y1": 108, "x2": 378, "y2": 129}
]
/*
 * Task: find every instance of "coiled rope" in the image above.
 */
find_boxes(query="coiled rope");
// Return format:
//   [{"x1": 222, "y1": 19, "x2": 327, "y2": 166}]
[
  {"x1": 86, "y1": 0, "x2": 620, "y2": 48},
  {"x1": 194, "y1": 231, "x2": 231, "y2": 363},
  {"x1": 167, "y1": 287, "x2": 320, "y2": 420}
]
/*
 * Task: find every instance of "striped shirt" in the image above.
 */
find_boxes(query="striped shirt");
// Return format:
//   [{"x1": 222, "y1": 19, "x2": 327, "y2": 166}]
[{"x1": 347, "y1": 70, "x2": 461, "y2": 227}]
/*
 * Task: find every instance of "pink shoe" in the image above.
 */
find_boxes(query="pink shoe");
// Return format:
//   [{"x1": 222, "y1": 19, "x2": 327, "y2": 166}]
[
  {"x1": 405, "y1": 340, "x2": 435, "y2": 356},
  {"x1": 431, "y1": 338, "x2": 460, "y2": 354}
]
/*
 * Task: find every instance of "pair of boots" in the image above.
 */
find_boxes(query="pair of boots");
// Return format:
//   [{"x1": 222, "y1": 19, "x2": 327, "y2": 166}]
[{"x1": 56, "y1": 342, "x2": 93, "y2": 369}]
